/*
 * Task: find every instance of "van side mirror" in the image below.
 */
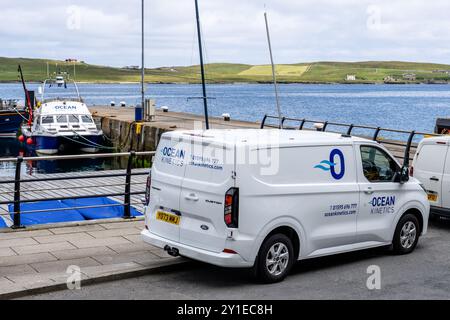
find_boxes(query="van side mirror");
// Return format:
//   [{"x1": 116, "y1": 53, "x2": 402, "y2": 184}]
[{"x1": 399, "y1": 166, "x2": 410, "y2": 184}]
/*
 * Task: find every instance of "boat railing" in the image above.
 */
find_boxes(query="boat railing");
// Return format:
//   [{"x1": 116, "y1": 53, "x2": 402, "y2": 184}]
[
  {"x1": 41, "y1": 77, "x2": 82, "y2": 102},
  {"x1": 41, "y1": 97, "x2": 84, "y2": 104},
  {"x1": 0, "y1": 151, "x2": 155, "y2": 229},
  {"x1": 261, "y1": 114, "x2": 440, "y2": 166}
]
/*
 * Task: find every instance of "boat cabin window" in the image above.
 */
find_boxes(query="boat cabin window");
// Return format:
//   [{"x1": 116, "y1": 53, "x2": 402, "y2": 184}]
[
  {"x1": 56, "y1": 115, "x2": 68, "y2": 123},
  {"x1": 81, "y1": 115, "x2": 94, "y2": 123},
  {"x1": 68, "y1": 115, "x2": 80, "y2": 123},
  {"x1": 41, "y1": 116, "x2": 55, "y2": 124}
]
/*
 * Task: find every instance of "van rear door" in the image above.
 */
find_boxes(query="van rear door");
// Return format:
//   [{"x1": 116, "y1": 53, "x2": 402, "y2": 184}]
[
  {"x1": 148, "y1": 135, "x2": 191, "y2": 242},
  {"x1": 179, "y1": 134, "x2": 236, "y2": 253},
  {"x1": 439, "y1": 143, "x2": 450, "y2": 209},
  {"x1": 414, "y1": 142, "x2": 448, "y2": 208}
]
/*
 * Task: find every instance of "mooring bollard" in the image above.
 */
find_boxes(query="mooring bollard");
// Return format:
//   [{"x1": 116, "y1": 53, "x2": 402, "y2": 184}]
[
  {"x1": 222, "y1": 113, "x2": 231, "y2": 122},
  {"x1": 313, "y1": 123, "x2": 324, "y2": 131}
]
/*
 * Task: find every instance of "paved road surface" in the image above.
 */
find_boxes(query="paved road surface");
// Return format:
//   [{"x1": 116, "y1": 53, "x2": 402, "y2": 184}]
[{"x1": 22, "y1": 219, "x2": 450, "y2": 300}]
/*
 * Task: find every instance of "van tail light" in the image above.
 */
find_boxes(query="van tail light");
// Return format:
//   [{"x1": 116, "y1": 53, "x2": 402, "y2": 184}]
[
  {"x1": 224, "y1": 188, "x2": 239, "y2": 228},
  {"x1": 410, "y1": 166, "x2": 414, "y2": 177},
  {"x1": 145, "y1": 173, "x2": 152, "y2": 205},
  {"x1": 223, "y1": 249, "x2": 238, "y2": 254}
]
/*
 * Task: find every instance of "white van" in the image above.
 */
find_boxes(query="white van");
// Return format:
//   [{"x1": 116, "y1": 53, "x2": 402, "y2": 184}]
[
  {"x1": 141, "y1": 129, "x2": 429, "y2": 283},
  {"x1": 412, "y1": 135, "x2": 450, "y2": 218}
]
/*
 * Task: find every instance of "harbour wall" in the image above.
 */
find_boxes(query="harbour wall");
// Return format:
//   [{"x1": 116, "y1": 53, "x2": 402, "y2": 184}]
[{"x1": 90, "y1": 106, "x2": 262, "y2": 153}]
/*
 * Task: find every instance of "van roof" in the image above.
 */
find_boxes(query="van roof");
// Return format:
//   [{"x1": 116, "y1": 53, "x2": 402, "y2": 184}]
[{"x1": 164, "y1": 129, "x2": 369, "y2": 147}]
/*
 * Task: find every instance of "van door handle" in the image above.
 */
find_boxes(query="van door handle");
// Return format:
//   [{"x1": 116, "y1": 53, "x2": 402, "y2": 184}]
[
  {"x1": 185, "y1": 194, "x2": 199, "y2": 202},
  {"x1": 430, "y1": 177, "x2": 440, "y2": 182},
  {"x1": 364, "y1": 187, "x2": 374, "y2": 195}
]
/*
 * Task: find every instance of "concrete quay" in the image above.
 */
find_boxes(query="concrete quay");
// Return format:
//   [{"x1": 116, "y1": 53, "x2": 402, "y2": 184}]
[
  {"x1": 89, "y1": 106, "x2": 415, "y2": 163},
  {"x1": 90, "y1": 106, "x2": 262, "y2": 152}
]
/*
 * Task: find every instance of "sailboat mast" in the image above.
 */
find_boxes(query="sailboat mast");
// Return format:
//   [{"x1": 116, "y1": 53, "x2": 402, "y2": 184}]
[
  {"x1": 141, "y1": 0, "x2": 146, "y2": 111},
  {"x1": 18, "y1": 65, "x2": 33, "y2": 126},
  {"x1": 264, "y1": 11, "x2": 283, "y2": 129},
  {"x1": 194, "y1": 0, "x2": 210, "y2": 130}
]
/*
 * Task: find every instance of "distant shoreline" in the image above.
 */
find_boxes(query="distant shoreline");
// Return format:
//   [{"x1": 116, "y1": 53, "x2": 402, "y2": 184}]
[
  {"x1": 2, "y1": 57, "x2": 450, "y2": 85},
  {"x1": 0, "y1": 80, "x2": 449, "y2": 85}
]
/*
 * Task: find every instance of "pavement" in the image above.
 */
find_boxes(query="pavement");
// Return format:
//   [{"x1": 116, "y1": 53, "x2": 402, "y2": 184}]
[
  {"x1": 20, "y1": 218, "x2": 450, "y2": 300},
  {"x1": 0, "y1": 218, "x2": 183, "y2": 299}
]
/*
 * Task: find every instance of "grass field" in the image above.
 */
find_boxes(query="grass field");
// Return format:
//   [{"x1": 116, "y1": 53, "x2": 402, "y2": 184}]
[
  {"x1": 299, "y1": 61, "x2": 450, "y2": 83},
  {"x1": 0, "y1": 57, "x2": 449, "y2": 84},
  {"x1": 239, "y1": 65, "x2": 309, "y2": 77}
]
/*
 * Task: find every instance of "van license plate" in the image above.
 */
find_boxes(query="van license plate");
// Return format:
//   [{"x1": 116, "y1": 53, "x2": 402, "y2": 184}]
[
  {"x1": 156, "y1": 211, "x2": 180, "y2": 226},
  {"x1": 428, "y1": 193, "x2": 438, "y2": 202}
]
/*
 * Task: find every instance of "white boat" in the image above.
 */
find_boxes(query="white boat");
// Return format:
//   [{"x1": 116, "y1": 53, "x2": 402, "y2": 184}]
[
  {"x1": 21, "y1": 76, "x2": 104, "y2": 155},
  {"x1": 55, "y1": 75, "x2": 65, "y2": 87}
]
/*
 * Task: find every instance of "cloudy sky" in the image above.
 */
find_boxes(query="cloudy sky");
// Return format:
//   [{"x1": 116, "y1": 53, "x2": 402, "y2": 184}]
[{"x1": 1, "y1": 0, "x2": 450, "y2": 67}]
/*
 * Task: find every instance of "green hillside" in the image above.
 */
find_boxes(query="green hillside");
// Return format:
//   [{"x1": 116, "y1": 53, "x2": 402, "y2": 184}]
[{"x1": 1, "y1": 57, "x2": 449, "y2": 84}]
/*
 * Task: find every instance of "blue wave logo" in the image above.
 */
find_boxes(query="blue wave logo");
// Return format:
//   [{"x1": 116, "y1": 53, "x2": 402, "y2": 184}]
[
  {"x1": 314, "y1": 149, "x2": 346, "y2": 180},
  {"x1": 314, "y1": 160, "x2": 337, "y2": 171}
]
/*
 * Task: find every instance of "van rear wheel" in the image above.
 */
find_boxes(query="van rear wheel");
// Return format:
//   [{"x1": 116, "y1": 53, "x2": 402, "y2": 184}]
[
  {"x1": 393, "y1": 214, "x2": 420, "y2": 255},
  {"x1": 253, "y1": 234, "x2": 294, "y2": 284}
]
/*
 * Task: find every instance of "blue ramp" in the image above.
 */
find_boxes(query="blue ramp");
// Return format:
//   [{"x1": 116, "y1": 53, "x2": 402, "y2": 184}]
[
  {"x1": 0, "y1": 217, "x2": 8, "y2": 229},
  {"x1": 9, "y1": 200, "x2": 85, "y2": 226},
  {"x1": 8, "y1": 197, "x2": 142, "y2": 226},
  {"x1": 62, "y1": 197, "x2": 142, "y2": 220}
]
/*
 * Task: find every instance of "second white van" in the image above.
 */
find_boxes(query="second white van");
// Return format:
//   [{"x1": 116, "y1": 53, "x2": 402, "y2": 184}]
[
  {"x1": 142, "y1": 129, "x2": 429, "y2": 283},
  {"x1": 412, "y1": 135, "x2": 450, "y2": 218}
]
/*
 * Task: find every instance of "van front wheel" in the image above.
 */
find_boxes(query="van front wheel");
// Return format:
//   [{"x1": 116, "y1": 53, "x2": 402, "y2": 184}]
[
  {"x1": 393, "y1": 214, "x2": 420, "y2": 255},
  {"x1": 253, "y1": 234, "x2": 294, "y2": 283}
]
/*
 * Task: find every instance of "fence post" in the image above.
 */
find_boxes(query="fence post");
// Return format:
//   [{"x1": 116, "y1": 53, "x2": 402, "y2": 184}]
[
  {"x1": 123, "y1": 151, "x2": 135, "y2": 219},
  {"x1": 403, "y1": 131, "x2": 416, "y2": 167},
  {"x1": 280, "y1": 117, "x2": 286, "y2": 129},
  {"x1": 299, "y1": 119, "x2": 306, "y2": 130},
  {"x1": 12, "y1": 156, "x2": 24, "y2": 229},
  {"x1": 260, "y1": 115, "x2": 268, "y2": 129},
  {"x1": 373, "y1": 127, "x2": 381, "y2": 141},
  {"x1": 347, "y1": 124, "x2": 354, "y2": 136}
]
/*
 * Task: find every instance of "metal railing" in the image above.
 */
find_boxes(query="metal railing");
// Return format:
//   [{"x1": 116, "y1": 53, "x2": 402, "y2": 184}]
[
  {"x1": 261, "y1": 114, "x2": 440, "y2": 166},
  {"x1": 0, "y1": 151, "x2": 155, "y2": 229}
]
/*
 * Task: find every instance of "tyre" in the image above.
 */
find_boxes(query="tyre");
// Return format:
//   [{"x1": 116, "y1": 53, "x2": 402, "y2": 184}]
[
  {"x1": 393, "y1": 214, "x2": 420, "y2": 255},
  {"x1": 253, "y1": 234, "x2": 295, "y2": 284}
]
